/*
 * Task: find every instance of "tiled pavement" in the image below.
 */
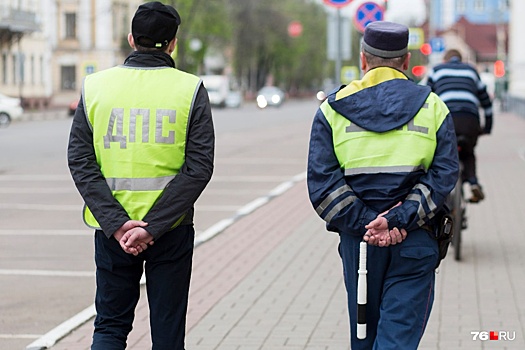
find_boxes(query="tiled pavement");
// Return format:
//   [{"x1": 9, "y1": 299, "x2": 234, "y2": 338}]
[{"x1": 42, "y1": 110, "x2": 525, "y2": 349}]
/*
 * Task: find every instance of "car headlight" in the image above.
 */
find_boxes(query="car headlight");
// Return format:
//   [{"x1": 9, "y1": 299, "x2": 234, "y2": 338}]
[
  {"x1": 271, "y1": 95, "x2": 281, "y2": 104},
  {"x1": 256, "y1": 95, "x2": 268, "y2": 108}
]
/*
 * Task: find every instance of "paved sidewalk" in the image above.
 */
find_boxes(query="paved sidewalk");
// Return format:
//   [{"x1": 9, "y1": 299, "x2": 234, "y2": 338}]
[{"x1": 46, "y1": 111, "x2": 525, "y2": 349}]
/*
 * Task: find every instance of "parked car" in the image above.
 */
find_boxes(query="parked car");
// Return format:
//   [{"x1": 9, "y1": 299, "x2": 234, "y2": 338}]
[
  {"x1": 202, "y1": 75, "x2": 230, "y2": 108},
  {"x1": 225, "y1": 90, "x2": 243, "y2": 108},
  {"x1": 0, "y1": 92, "x2": 24, "y2": 128},
  {"x1": 256, "y1": 86, "x2": 285, "y2": 109}
]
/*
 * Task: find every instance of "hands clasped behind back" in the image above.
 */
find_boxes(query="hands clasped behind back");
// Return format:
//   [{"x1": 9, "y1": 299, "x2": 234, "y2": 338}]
[
  {"x1": 363, "y1": 202, "x2": 407, "y2": 247},
  {"x1": 113, "y1": 220, "x2": 154, "y2": 256}
]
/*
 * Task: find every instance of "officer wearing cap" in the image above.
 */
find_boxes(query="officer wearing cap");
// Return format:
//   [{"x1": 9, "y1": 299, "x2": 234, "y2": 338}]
[
  {"x1": 68, "y1": 2, "x2": 214, "y2": 349},
  {"x1": 307, "y1": 21, "x2": 459, "y2": 349}
]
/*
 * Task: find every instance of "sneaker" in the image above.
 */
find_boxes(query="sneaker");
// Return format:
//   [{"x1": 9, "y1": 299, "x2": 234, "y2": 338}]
[{"x1": 469, "y1": 184, "x2": 485, "y2": 203}]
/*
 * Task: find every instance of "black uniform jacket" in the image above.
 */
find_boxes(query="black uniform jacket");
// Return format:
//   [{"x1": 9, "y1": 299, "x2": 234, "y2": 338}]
[{"x1": 68, "y1": 51, "x2": 214, "y2": 240}]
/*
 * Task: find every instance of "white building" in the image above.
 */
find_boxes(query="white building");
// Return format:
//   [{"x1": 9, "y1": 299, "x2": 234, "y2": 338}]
[
  {"x1": 508, "y1": 0, "x2": 525, "y2": 99},
  {"x1": 1, "y1": 0, "x2": 141, "y2": 109}
]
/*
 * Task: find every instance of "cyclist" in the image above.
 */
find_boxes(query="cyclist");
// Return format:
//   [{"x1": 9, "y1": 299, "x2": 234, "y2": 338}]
[{"x1": 427, "y1": 49, "x2": 493, "y2": 203}]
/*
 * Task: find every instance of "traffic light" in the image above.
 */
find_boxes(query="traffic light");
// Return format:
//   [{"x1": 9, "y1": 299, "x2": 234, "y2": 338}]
[
  {"x1": 494, "y1": 60, "x2": 505, "y2": 78},
  {"x1": 412, "y1": 66, "x2": 426, "y2": 77},
  {"x1": 420, "y1": 43, "x2": 432, "y2": 56}
]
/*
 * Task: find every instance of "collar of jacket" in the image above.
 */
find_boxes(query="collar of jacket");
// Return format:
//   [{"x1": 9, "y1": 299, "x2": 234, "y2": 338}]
[
  {"x1": 123, "y1": 50, "x2": 176, "y2": 68},
  {"x1": 335, "y1": 67, "x2": 408, "y2": 101}
]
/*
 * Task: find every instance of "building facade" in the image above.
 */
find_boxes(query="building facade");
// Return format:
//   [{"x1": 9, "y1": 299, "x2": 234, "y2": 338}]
[
  {"x1": 430, "y1": 0, "x2": 509, "y2": 30},
  {"x1": 0, "y1": 0, "x2": 141, "y2": 109},
  {"x1": 0, "y1": 0, "x2": 44, "y2": 108}
]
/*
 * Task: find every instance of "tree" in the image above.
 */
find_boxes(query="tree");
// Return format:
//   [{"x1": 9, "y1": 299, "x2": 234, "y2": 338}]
[
  {"x1": 229, "y1": 0, "x2": 327, "y2": 95},
  {"x1": 159, "y1": 0, "x2": 327, "y2": 95}
]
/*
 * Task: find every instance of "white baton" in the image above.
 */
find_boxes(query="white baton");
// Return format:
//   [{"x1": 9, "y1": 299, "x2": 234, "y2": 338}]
[{"x1": 357, "y1": 241, "x2": 367, "y2": 339}]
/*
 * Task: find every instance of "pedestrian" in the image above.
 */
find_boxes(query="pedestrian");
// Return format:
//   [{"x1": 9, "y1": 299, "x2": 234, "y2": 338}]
[
  {"x1": 67, "y1": 2, "x2": 214, "y2": 349},
  {"x1": 307, "y1": 21, "x2": 459, "y2": 349},
  {"x1": 427, "y1": 48, "x2": 493, "y2": 203}
]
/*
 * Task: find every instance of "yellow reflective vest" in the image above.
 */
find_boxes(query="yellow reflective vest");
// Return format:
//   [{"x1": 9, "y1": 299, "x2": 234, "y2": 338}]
[
  {"x1": 321, "y1": 72, "x2": 447, "y2": 177},
  {"x1": 82, "y1": 65, "x2": 201, "y2": 229}
]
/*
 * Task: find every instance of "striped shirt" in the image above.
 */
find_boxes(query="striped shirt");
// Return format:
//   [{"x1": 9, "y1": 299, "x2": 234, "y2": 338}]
[{"x1": 427, "y1": 57, "x2": 492, "y2": 132}]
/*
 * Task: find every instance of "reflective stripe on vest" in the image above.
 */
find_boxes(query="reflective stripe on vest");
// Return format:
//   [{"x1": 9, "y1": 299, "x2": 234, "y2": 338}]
[
  {"x1": 82, "y1": 65, "x2": 201, "y2": 229},
  {"x1": 322, "y1": 93, "x2": 447, "y2": 177}
]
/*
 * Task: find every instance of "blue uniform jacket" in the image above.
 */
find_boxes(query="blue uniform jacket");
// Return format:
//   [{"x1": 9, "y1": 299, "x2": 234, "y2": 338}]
[{"x1": 307, "y1": 68, "x2": 459, "y2": 236}]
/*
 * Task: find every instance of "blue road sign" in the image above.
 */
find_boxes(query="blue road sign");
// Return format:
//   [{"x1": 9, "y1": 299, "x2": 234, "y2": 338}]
[
  {"x1": 323, "y1": 0, "x2": 353, "y2": 8},
  {"x1": 430, "y1": 37, "x2": 446, "y2": 53},
  {"x1": 354, "y1": 2, "x2": 384, "y2": 33}
]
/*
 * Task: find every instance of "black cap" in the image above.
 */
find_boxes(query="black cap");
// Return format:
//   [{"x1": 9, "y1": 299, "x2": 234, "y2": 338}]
[
  {"x1": 132, "y1": 1, "x2": 181, "y2": 49},
  {"x1": 362, "y1": 21, "x2": 409, "y2": 58}
]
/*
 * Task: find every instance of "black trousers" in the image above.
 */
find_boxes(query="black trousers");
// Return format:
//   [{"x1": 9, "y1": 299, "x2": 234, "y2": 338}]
[
  {"x1": 91, "y1": 225, "x2": 194, "y2": 350},
  {"x1": 452, "y1": 113, "x2": 481, "y2": 185}
]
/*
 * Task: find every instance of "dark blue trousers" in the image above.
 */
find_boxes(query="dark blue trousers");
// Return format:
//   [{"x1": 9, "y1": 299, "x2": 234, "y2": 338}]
[
  {"x1": 339, "y1": 228, "x2": 438, "y2": 350},
  {"x1": 91, "y1": 225, "x2": 194, "y2": 350}
]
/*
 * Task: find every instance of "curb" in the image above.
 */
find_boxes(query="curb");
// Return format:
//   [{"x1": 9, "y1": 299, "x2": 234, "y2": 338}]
[{"x1": 24, "y1": 171, "x2": 307, "y2": 350}]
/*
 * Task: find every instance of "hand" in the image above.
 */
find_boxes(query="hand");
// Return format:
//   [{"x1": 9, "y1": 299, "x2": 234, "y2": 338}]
[
  {"x1": 120, "y1": 226, "x2": 154, "y2": 256},
  {"x1": 363, "y1": 202, "x2": 405, "y2": 247},
  {"x1": 113, "y1": 220, "x2": 148, "y2": 242},
  {"x1": 364, "y1": 224, "x2": 407, "y2": 247}
]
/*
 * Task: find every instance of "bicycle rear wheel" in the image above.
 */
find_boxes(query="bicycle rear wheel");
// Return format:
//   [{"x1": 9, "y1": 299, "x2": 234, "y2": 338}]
[{"x1": 450, "y1": 179, "x2": 463, "y2": 261}]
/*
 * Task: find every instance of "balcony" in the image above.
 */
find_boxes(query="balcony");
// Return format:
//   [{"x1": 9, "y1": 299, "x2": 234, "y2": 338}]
[{"x1": 0, "y1": 6, "x2": 39, "y2": 40}]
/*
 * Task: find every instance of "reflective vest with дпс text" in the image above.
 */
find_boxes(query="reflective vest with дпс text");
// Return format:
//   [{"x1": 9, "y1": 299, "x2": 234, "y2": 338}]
[
  {"x1": 322, "y1": 94, "x2": 446, "y2": 176},
  {"x1": 82, "y1": 65, "x2": 201, "y2": 229}
]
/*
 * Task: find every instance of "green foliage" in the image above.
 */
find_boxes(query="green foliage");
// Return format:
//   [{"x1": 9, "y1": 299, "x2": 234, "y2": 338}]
[{"x1": 158, "y1": 0, "x2": 328, "y2": 95}]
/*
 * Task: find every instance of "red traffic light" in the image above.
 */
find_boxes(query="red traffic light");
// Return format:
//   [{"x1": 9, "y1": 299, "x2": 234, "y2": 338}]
[
  {"x1": 494, "y1": 60, "x2": 505, "y2": 78},
  {"x1": 412, "y1": 66, "x2": 426, "y2": 77},
  {"x1": 420, "y1": 43, "x2": 432, "y2": 55}
]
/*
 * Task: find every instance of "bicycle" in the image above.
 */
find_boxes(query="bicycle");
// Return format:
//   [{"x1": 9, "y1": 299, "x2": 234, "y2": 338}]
[{"x1": 447, "y1": 136, "x2": 468, "y2": 261}]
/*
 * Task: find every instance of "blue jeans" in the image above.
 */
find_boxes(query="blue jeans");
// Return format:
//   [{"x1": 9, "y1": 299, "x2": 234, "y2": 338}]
[
  {"x1": 92, "y1": 225, "x2": 194, "y2": 350},
  {"x1": 339, "y1": 228, "x2": 438, "y2": 350}
]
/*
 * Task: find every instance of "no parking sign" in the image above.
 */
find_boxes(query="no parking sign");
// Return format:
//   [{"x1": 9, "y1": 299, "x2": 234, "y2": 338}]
[
  {"x1": 354, "y1": 2, "x2": 384, "y2": 33},
  {"x1": 323, "y1": 0, "x2": 353, "y2": 8}
]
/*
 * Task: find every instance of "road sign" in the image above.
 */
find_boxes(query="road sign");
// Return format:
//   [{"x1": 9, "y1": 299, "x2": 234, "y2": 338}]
[
  {"x1": 430, "y1": 37, "x2": 446, "y2": 53},
  {"x1": 288, "y1": 21, "x2": 303, "y2": 38},
  {"x1": 341, "y1": 66, "x2": 359, "y2": 84},
  {"x1": 354, "y1": 2, "x2": 384, "y2": 33},
  {"x1": 323, "y1": 0, "x2": 353, "y2": 8},
  {"x1": 327, "y1": 14, "x2": 351, "y2": 60},
  {"x1": 408, "y1": 28, "x2": 424, "y2": 50}
]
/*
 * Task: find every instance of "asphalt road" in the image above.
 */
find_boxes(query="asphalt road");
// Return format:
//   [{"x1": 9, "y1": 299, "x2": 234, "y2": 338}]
[{"x1": 0, "y1": 98, "x2": 320, "y2": 349}]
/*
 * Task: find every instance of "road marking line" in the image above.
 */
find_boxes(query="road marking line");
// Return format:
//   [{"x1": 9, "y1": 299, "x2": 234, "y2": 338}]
[
  {"x1": 209, "y1": 175, "x2": 290, "y2": 182},
  {"x1": 0, "y1": 269, "x2": 93, "y2": 277},
  {"x1": 24, "y1": 171, "x2": 307, "y2": 350},
  {"x1": 0, "y1": 188, "x2": 75, "y2": 193},
  {"x1": 0, "y1": 175, "x2": 71, "y2": 181},
  {"x1": 0, "y1": 230, "x2": 90, "y2": 236},
  {"x1": 0, "y1": 334, "x2": 42, "y2": 339},
  {"x1": 219, "y1": 158, "x2": 304, "y2": 164},
  {"x1": 0, "y1": 203, "x2": 78, "y2": 211},
  {"x1": 25, "y1": 305, "x2": 96, "y2": 350},
  {"x1": 519, "y1": 147, "x2": 525, "y2": 161}
]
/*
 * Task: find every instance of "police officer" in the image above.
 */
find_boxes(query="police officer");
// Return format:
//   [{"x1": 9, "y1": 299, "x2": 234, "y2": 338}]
[
  {"x1": 307, "y1": 21, "x2": 459, "y2": 349},
  {"x1": 67, "y1": 2, "x2": 214, "y2": 349},
  {"x1": 427, "y1": 49, "x2": 493, "y2": 203}
]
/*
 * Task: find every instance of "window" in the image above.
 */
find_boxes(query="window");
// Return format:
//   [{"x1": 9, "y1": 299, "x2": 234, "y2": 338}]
[
  {"x1": 61, "y1": 65, "x2": 76, "y2": 90},
  {"x1": 499, "y1": 0, "x2": 508, "y2": 11},
  {"x1": 19, "y1": 53, "x2": 25, "y2": 85},
  {"x1": 1, "y1": 53, "x2": 6, "y2": 84},
  {"x1": 40, "y1": 56, "x2": 44, "y2": 85},
  {"x1": 457, "y1": 0, "x2": 466, "y2": 13},
  {"x1": 474, "y1": 0, "x2": 484, "y2": 12},
  {"x1": 12, "y1": 54, "x2": 17, "y2": 84},
  {"x1": 31, "y1": 55, "x2": 35, "y2": 85},
  {"x1": 65, "y1": 13, "x2": 77, "y2": 39}
]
